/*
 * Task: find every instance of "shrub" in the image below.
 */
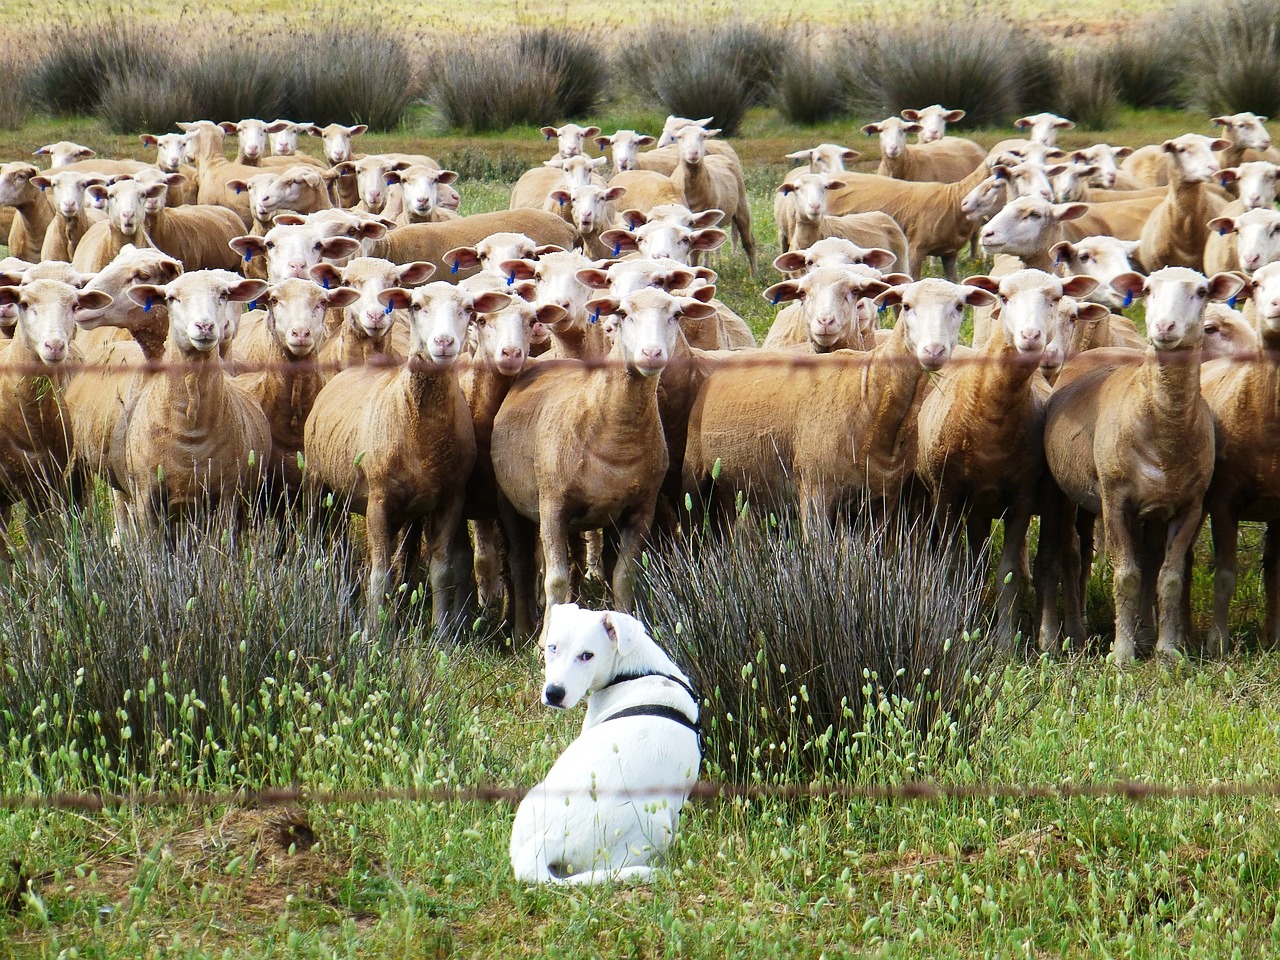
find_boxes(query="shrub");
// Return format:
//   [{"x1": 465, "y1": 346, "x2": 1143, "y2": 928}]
[
  {"x1": 622, "y1": 20, "x2": 785, "y2": 136},
  {"x1": 777, "y1": 39, "x2": 845, "y2": 125},
  {"x1": 183, "y1": 44, "x2": 289, "y2": 123},
  {"x1": 1102, "y1": 32, "x2": 1189, "y2": 109},
  {"x1": 0, "y1": 502, "x2": 446, "y2": 791},
  {"x1": 278, "y1": 17, "x2": 417, "y2": 130},
  {"x1": 1052, "y1": 48, "x2": 1119, "y2": 131},
  {"x1": 0, "y1": 63, "x2": 29, "y2": 129},
  {"x1": 638, "y1": 506, "x2": 1006, "y2": 783},
  {"x1": 517, "y1": 28, "x2": 608, "y2": 120},
  {"x1": 843, "y1": 16, "x2": 1051, "y2": 129},
  {"x1": 27, "y1": 18, "x2": 173, "y2": 116},
  {"x1": 1176, "y1": 0, "x2": 1280, "y2": 115},
  {"x1": 98, "y1": 69, "x2": 200, "y2": 134}
]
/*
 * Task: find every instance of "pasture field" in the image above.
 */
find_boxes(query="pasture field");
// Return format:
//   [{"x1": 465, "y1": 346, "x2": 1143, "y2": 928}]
[{"x1": 2, "y1": 101, "x2": 1280, "y2": 959}]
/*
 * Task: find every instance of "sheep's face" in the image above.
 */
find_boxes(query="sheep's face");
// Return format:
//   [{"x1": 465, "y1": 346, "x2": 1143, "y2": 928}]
[
  {"x1": 398, "y1": 168, "x2": 449, "y2": 218},
  {"x1": 267, "y1": 121, "x2": 304, "y2": 156},
  {"x1": 601, "y1": 258, "x2": 696, "y2": 299},
  {"x1": 961, "y1": 177, "x2": 1005, "y2": 221},
  {"x1": 905, "y1": 106, "x2": 963, "y2": 144},
  {"x1": 241, "y1": 173, "x2": 283, "y2": 224},
  {"x1": 1202, "y1": 305, "x2": 1254, "y2": 359},
  {"x1": 657, "y1": 116, "x2": 711, "y2": 149},
  {"x1": 998, "y1": 161, "x2": 1057, "y2": 203},
  {"x1": 1230, "y1": 161, "x2": 1279, "y2": 210},
  {"x1": 131, "y1": 169, "x2": 180, "y2": 214},
  {"x1": 601, "y1": 130, "x2": 654, "y2": 172},
  {"x1": 546, "y1": 154, "x2": 602, "y2": 190},
  {"x1": 611, "y1": 288, "x2": 710, "y2": 376},
  {"x1": 543, "y1": 123, "x2": 600, "y2": 160},
  {"x1": 263, "y1": 278, "x2": 354, "y2": 358},
  {"x1": 0, "y1": 163, "x2": 39, "y2": 206},
  {"x1": 315, "y1": 123, "x2": 366, "y2": 165},
  {"x1": 630, "y1": 221, "x2": 727, "y2": 265},
  {"x1": 1015, "y1": 113, "x2": 1075, "y2": 147},
  {"x1": 354, "y1": 157, "x2": 398, "y2": 213},
  {"x1": 1213, "y1": 113, "x2": 1273, "y2": 152},
  {"x1": 799, "y1": 143, "x2": 860, "y2": 174},
  {"x1": 395, "y1": 283, "x2": 510, "y2": 365},
  {"x1": 979, "y1": 197, "x2": 1059, "y2": 258},
  {"x1": 232, "y1": 120, "x2": 269, "y2": 162},
  {"x1": 674, "y1": 124, "x2": 711, "y2": 166},
  {"x1": 137, "y1": 273, "x2": 265, "y2": 355},
  {"x1": 476, "y1": 233, "x2": 539, "y2": 273},
  {"x1": 864, "y1": 118, "x2": 919, "y2": 161},
  {"x1": 35, "y1": 141, "x2": 94, "y2": 168},
  {"x1": 142, "y1": 133, "x2": 189, "y2": 173},
  {"x1": 1140, "y1": 268, "x2": 1243, "y2": 351},
  {"x1": 1050, "y1": 237, "x2": 1141, "y2": 310},
  {"x1": 475, "y1": 301, "x2": 563, "y2": 376},
  {"x1": 509, "y1": 250, "x2": 594, "y2": 328},
  {"x1": 994, "y1": 273, "x2": 1066, "y2": 356},
  {"x1": 1050, "y1": 163, "x2": 1100, "y2": 203},
  {"x1": 782, "y1": 174, "x2": 836, "y2": 224},
  {"x1": 766, "y1": 265, "x2": 886, "y2": 351},
  {"x1": 883, "y1": 279, "x2": 991, "y2": 371},
  {"x1": 1073, "y1": 144, "x2": 1129, "y2": 188},
  {"x1": 563, "y1": 184, "x2": 623, "y2": 235},
  {"x1": 36, "y1": 171, "x2": 104, "y2": 221},
  {"x1": 1249, "y1": 264, "x2": 1280, "y2": 337},
  {"x1": 0, "y1": 280, "x2": 109, "y2": 363},
  {"x1": 90, "y1": 180, "x2": 161, "y2": 238},
  {"x1": 1163, "y1": 134, "x2": 1230, "y2": 183},
  {"x1": 233, "y1": 225, "x2": 362, "y2": 283},
  {"x1": 1231, "y1": 209, "x2": 1280, "y2": 275}
]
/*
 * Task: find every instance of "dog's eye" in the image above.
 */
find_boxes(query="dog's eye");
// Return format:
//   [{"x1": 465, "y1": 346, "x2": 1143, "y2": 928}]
[
  {"x1": 578, "y1": 651, "x2": 594, "y2": 662},
  {"x1": 545, "y1": 644, "x2": 557, "y2": 656}
]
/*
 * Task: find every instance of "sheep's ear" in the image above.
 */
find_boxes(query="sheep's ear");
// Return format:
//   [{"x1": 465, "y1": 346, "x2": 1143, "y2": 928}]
[
  {"x1": 324, "y1": 288, "x2": 361, "y2": 310},
  {"x1": 349, "y1": 124, "x2": 368, "y2": 137},
  {"x1": 620, "y1": 208, "x2": 649, "y2": 228},
  {"x1": 1052, "y1": 202, "x2": 1089, "y2": 222},
  {"x1": 962, "y1": 287, "x2": 998, "y2": 308},
  {"x1": 668, "y1": 268, "x2": 698, "y2": 290},
  {"x1": 1114, "y1": 145, "x2": 1133, "y2": 158},
  {"x1": 784, "y1": 149, "x2": 813, "y2": 161},
  {"x1": 333, "y1": 160, "x2": 356, "y2": 177},
  {"x1": 1049, "y1": 241, "x2": 1074, "y2": 265},
  {"x1": 1209, "y1": 137, "x2": 1233, "y2": 152},
  {"x1": 437, "y1": 170, "x2": 458, "y2": 185},
  {"x1": 594, "y1": 135, "x2": 613, "y2": 150},
  {"x1": 1076, "y1": 303, "x2": 1111, "y2": 326},
  {"x1": 227, "y1": 279, "x2": 268, "y2": 303},
  {"x1": 1208, "y1": 216, "x2": 1238, "y2": 237},
  {"x1": 73, "y1": 290, "x2": 113, "y2": 314},
  {"x1": 499, "y1": 258, "x2": 537, "y2": 282},
  {"x1": 903, "y1": 122, "x2": 923, "y2": 134},
  {"x1": 85, "y1": 184, "x2": 110, "y2": 206},
  {"x1": 1211, "y1": 116, "x2": 1230, "y2": 127},
  {"x1": 30, "y1": 175, "x2": 51, "y2": 191},
  {"x1": 471, "y1": 291, "x2": 512, "y2": 314},
  {"x1": 443, "y1": 246, "x2": 482, "y2": 273},
  {"x1": 601, "y1": 611, "x2": 647, "y2": 656},
  {"x1": 944, "y1": 109, "x2": 965, "y2": 122},
  {"x1": 540, "y1": 126, "x2": 559, "y2": 139},
  {"x1": 549, "y1": 188, "x2": 572, "y2": 207},
  {"x1": 377, "y1": 288, "x2": 414, "y2": 311},
  {"x1": 589, "y1": 156, "x2": 608, "y2": 170},
  {"x1": 824, "y1": 178, "x2": 848, "y2": 191},
  {"x1": 308, "y1": 263, "x2": 344, "y2": 288},
  {"x1": 860, "y1": 123, "x2": 882, "y2": 136},
  {"x1": 688, "y1": 209, "x2": 724, "y2": 229},
  {"x1": 218, "y1": 122, "x2": 240, "y2": 135},
  {"x1": 1014, "y1": 117, "x2": 1033, "y2": 129},
  {"x1": 585, "y1": 295, "x2": 621, "y2": 318},
  {"x1": 511, "y1": 279, "x2": 538, "y2": 302},
  {"x1": 1054, "y1": 118, "x2": 1076, "y2": 129},
  {"x1": 126, "y1": 284, "x2": 165, "y2": 308},
  {"x1": 229, "y1": 236, "x2": 266, "y2": 261},
  {"x1": 840, "y1": 148, "x2": 861, "y2": 162},
  {"x1": 858, "y1": 279, "x2": 890, "y2": 301},
  {"x1": 575, "y1": 267, "x2": 610, "y2": 289},
  {"x1": 354, "y1": 221, "x2": 388, "y2": 241},
  {"x1": 1207, "y1": 272, "x2": 1246, "y2": 302},
  {"x1": 382, "y1": 170, "x2": 404, "y2": 186},
  {"x1": 963, "y1": 275, "x2": 1001, "y2": 295},
  {"x1": 599, "y1": 229, "x2": 638, "y2": 254},
  {"x1": 691, "y1": 228, "x2": 728, "y2": 252},
  {"x1": 534, "y1": 244, "x2": 565, "y2": 257},
  {"x1": 227, "y1": 179, "x2": 249, "y2": 195},
  {"x1": 319, "y1": 237, "x2": 362, "y2": 260},
  {"x1": 1110, "y1": 272, "x2": 1146, "y2": 303},
  {"x1": 264, "y1": 120, "x2": 292, "y2": 134},
  {"x1": 1044, "y1": 163, "x2": 1070, "y2": 177},
  {"x1": 534, "y1": 303, "x2": 567, "y2": 326},
  {"x1": 163, "y1": 172, "x2": 187, "y2": 188},
  {"x1": 395, "y1": 261, "x2": 437, "y2": 286},
  {"x1": 686, "y1": 283, "x2": 716, "y2": 303},
  {"x1": 873, "y1": 272, "x2": 908, "y2": 286},
  {"x1": 581, "y1": 126, "x2": 601, "y2": 139},
  {"x1": 1122, "y1": 239, "x2": 1142, "y2": 257},
  {"x1": 860, "y1": 248, "x2": 897, "y2": 270},
  {"x1": 763, "y1": 280, "x2": 802, "y2": 304},
  {"x1": 1061, "y1": 275, "x2": 1100, "y2": 299},
  {"x1": 272, "y1": 213, "x2": 306, "y2": 227},
  {"x1": 773, "y1": 251, "x2": 808, "y2": 274},
  {"x1": 140, "y1": 134, "x2": 159, "y2": 147},
  {"x1": 875, "y1": 286, "x2": 906, "y2": 309},
  {"x1": 636, "y1": 134, "x2": 655, "y2": 146},
  {"x1": 602, "y1": 185, "x2": 627, "y2": 203},
  {"x1": 1161, "y1": 139, "x2": 1179, "y2": 154},
  {"x1": 141, "y1": 183, "x2": 167, "y2": 201},
  {"x1": 1218, "y1": 167, "x2": 1241, "y2": 185},
  {"x1": 900, "y1": 109, "x2": 921, "y2": 121}
]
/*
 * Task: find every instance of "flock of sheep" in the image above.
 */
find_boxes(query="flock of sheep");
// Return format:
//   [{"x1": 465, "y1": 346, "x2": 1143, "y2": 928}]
[{"x1": 0, "y1": 106, "x2": 1276, "y2": 664}]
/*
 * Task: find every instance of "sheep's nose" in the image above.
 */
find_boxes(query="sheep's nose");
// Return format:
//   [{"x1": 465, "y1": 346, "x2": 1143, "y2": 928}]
[
  {"x1": 1021, "y1": 327, "x2": 1043, "y2": 343},
  {"x1": 919, "y1": 342, "x2": 947, "y2": 368},
  {"x1": 1244, "y1": 254, "x2": 1262, "y2": 271},
  {"x1": 500, "y1": 345, "x2": 524, "y2": 362},
  {"x1": 543, "y1": 683, "x2": 565, "y2": 706},
  {"x1": 433, "y1": 333, "x2": 457, "y2": 350},
  {"x1": 42, "y1": 339, "x2": 67, "y2": 360},
  {"x1": 193, "y1": 319, "x2": 216, "y2": 338}
]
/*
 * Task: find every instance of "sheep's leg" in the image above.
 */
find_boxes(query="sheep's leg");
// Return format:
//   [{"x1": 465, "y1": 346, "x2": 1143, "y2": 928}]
[
  {"x1": 1034, "y1": 492, "x2": 1067, "y2": 653},
  {"x1": 539, "y1": 503, "x2": 573, "y2": 614},
  {"x1": 734, "y1": 202, "x2": 757, "y2": 276},
  {"x1": 472, "y1": 519, "x2": 505, "y2": 609},
  {"x1": 610, "y1": 504, "x2": 657, "y2": 613},
  {"x1": 1155, "y1": 508, "x2": 1203, "y2": 659},
  {"x1": 1102, "y1": 497, "x2": 1140, "y2": 665},
  {"x1": 364, "y1": 496, "x2": 393, "y2": 634},
  {"x1": 426, "y1": 493, "x2": 468, "y2": 632},
  {"x1": 964, "y1": 513, "x2": 989, "y2": 569},
  {"x1": 941, "y1": 254, "x2": 958, "y2": 282},
  {"x1": 1264, "y1": 522, "x2": 1280, "y2": 650},
  {"x1": 997, "y1": 503, "x2": 1033, "y2": 633},
  {"x1": 1061, "y1": 506, "x2": 1089, "y2": 649},
  {"x1": 1208, "y1": 509, "x2": 1238, "y2": 657},
  {"x1": 497, "y1": 494, "x2": 539, "y2": 642},
  {"x1": 1075, "y1": 511, "x2": 1096, "y2": 611}
]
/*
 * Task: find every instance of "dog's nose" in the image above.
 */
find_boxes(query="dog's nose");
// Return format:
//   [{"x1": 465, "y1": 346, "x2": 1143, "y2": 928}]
[{"x1": 543, "y1": 684, "x2": 566, "y2": 707}]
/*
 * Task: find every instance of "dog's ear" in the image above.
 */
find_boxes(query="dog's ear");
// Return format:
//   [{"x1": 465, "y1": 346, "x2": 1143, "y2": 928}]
[{"x1": 602, "y1": 611, "x2": 647, "y2": 656}]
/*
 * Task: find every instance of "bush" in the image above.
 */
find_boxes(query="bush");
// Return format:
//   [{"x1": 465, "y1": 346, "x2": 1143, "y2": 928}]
[
  {"x1": 0, "y1": 502, "x2": 446, "y2": 791},
  {"x1": 638, "y1": 507, "x2": 1006, "y2": 783},
  {"x1": 98, "y1": 68, "x2": 199, "y2": 134},
  {"x1": 0, "y1": 63, "x2": 29, "y2": 129},
  {"x1": 1102, "y1": 33, "x2": 1189, "y2": 109},
  {"x1": 622, "y1": 20, "x2": 785, "y2": 136},
  {"x1": 517, "y1": 28, "x2": 608, "y2": 120},
  {"x1": 777, "y1": 40, "x2": 845, "y2": 125},
  {"x1": 27, "y1": 18, "x2": 173, "y2": 116},
  {"x1": 183, "y1": 44, "x2": 289, "y2": 123},
  {"x1": 843, "y1": 16, "x2": 1052, "y2": 129},
  {"x1": 278, "y1": 18, "x2": 418, "y2": 130},
  {"x1": 1052, "y1": 49, "x2": 1119, "y2": 131},
  {"x1": 1175, "y1": 0, "x2": 1280, "y2": 115}
]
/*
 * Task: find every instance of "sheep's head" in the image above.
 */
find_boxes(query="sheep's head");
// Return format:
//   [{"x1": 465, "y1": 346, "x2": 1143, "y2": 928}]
[
  {"x1": 259, "y1": 278, "x2": 357, "y2": 357},
  {"x1": 473, "y1": 298, "x2": 565, "y2": 375},
  {"x1": 876, "y1": 279, "x2": 994, "y2": 371},
  {"x1": 1070, "y1": 144, "x2": 1132, "y2": 188},
  {"x1": 129, "y1": 271, "x2": 265, "y2": 355},
  {"x1": 1246, "y1": 262, "x2": 1280, "y2": 339},
  {"x1": 763, "y1": 264, "x2": 890, "y2": 351},
  {"x1": 1049, "y1": 236, "x2": 1143, "y2": 309},
  {"x1": 379, "y1": 282, "x2": 510, "y2": 365},
  {"x1": 86, "y1": 178, "x2": 164, "y2": 238},
  {"x1": 1112, "y1": 267, "x2": 1244, "y2": 351},
  {"x1": 230, "y1": 224, "x2": 362, "y2": 283},
  {"x1": 901, "y1": 106, "x2": 964, "y2": 143},
  {"x1": 778, "y1": 173, "x2": 847, "y2": 224},
  {"x1": 1161, "y1": 134, "x2": 1231, "y2": 183},
  {"x1": 386, "y1": 166, "x2": 457, "y2": 219},
  {"x1": 965, "y1": 269, "x2": 1098, "y2": 356},
  {"x1": 1211, "y1": 112, "x2": 1273, "y2": 152},
  {"x1": 541, "y1": 123, "x2": 601, "y2": 160},
  {"x1": 219, "y1": 120, "x2": 269, "y2": 162},
  {"x1": 0, "y1": 279, "x2": 111, "y2": 363},
  {"x1": 600, "y1": 220, "x2": 726, "y2": 265},
  {"x1": 596, "y1": 130, "x2": 655, "y2": 172},
  {"x1": 861, "y1": 117, "x2": 921, "y2": 161},
  {"x1": 140, "y1": 132, "x2": 190, "y2": 173},
  {"x1": 584, "y1": 287, "x2": 715, "y2": 376},
  {"x1": 34, "y1": 141, "x2": 95, "y2": 168},
  {"x1": 1209, "y1": 208, "x2": 1280, "y2": 276},
  {"x1": 30, "y1": 170, "x2": 107, "y2": 221},
  {"x1": 979, "y1": 197, "x2": 1087, "y2": 259},
  {"x1": 1014, "y1": 112, "x2": 1075, "y2": 147},
  {"x1": 311, "y1": 258, "x2": 435, "y2": 340}
]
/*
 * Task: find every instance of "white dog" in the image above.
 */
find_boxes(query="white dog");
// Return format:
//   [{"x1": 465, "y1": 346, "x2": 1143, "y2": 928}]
[{"x1": 510, "y1": 603, "x2": 702, "y2": 885}]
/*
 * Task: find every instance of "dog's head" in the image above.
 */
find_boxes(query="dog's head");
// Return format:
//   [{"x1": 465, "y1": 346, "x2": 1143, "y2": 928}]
[{"x1": 540, "y1": 603, "x2": 650, "y2": 710}]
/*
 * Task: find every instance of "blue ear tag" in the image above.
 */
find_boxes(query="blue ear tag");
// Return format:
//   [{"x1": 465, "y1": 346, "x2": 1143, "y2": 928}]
[
  {"x1": 320, "y1": 276, "x2": 330, "y2": 290},
  {"x1": 557, "y1": 196, "x2": 565, "y2": 206},
  {"x1": 590, "y1": 308, "x2": 600, "y2": 324},
  {"x1": 450, "y1": 259, "x2": 459, "y2": 275},
  {"x1": 626, "y1": 217, "x2": 636, "y2": 229},
  {"x1": 1123, "y1": 289, "x2": 1133, "y2": 308},
  {"x1": 384, "y1": 301, "x2": 394, "y2": 315},
  {"x1": 1219, "y1": 227, "x2": 1228, "y2": 236},
  {"x1": 506, "y1": 271, "x2": 515, "y2": 286},
  {"x1": 1229, "y1": 294, "x2": 1239, "y2": 308},
  {"x1": 612, "y1": 241, "x2": 621, "y2": 257},
  {"x1": 243, "y1": 250, "x2": 252, "y2": 263},
  {"x1": 250, "y1": 300, "x2": 259, "y2": 310},
  {"x1": 771, "y1": 293, "x2": 781, "y2": 305},
  {"x1": 143, "y1": 296, "x2": 152, "y2": 313},
  {"x1": 545, "y1": 132, "x2": 553, "y2": 141}
]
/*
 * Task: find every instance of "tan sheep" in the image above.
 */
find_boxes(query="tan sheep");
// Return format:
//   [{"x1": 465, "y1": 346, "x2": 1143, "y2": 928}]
[
  {"x1": 683, "y1": 278, "x2": 993, "y2": 530},
  {"x1": 501, "y1": 249, "x2": 607, "y2": 360},
  {"x1": 310, "y1": 258, "x2": 436, "y2": 368},
  {"x1": 1137, "y1": 133, "x2": 1232, "y2": 272},
  {"x1": 607, "y1": 170, "x2": 684, "y2": 219},
  {"x1": 491, "y1": 287, "x2": 717, "y2": 638},
  {"x1": 369, "y1": 211, "x2": 576, "y2": 282},
  {"x1": 34, "y1": 141, "x2": 96, "y2": 168},
  {"x1": 861, "y1": 116, "x2": 986, "y2": 182},
  {"x1": 31, "y1": 170, "x2": 107, "y2": 262},
  {"x1": 304, "y1": 282, "x2": 508, "y2": 631},
  {"x1": 776, "y1": 173, "x2": 911, "y2": 275},
  {"x1": 760, "y1": 264, "x2": 894, "y2": 351},
  {"x1": 0, "y1": 163, "x2": 56, "y2": 262},
  {"x1": 386, "y1": 165, "x2": 461, "y2": 225},
  {"x1": 229, "y1": 220, "x2": 365, "y2": 283},
  {"x1": 1038, "y1": 267, "x2": 1244, "y2": 662},
  {"x1": 595, "y1": 129, "x2": 657, "y2": 173},
  {"x1": 179, "y1": 120, "x2": 265, "y2": 226},
  {"x1": 73, "y1": 178, "x2": 164, "y2": 273},
  {"x1": 900, "y1": 105, "x2": 966, "y2": 143},
  {"x1": 669, "y1": 124, "x2": 757, "y2": 273}
]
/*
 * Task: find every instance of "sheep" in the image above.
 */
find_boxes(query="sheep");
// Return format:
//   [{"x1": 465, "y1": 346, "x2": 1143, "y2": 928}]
[
  {"x1": 1137, "y1": 133, "x2": 1232, "y2": 272},
  {"x1": 594, "y1": 130, "x2": 657, "y2": 173},
  {"x1": 501, "y1": 250, "x2": 606, "y2": 360},
  {"x1": 759, "y1": 264, "x2": 893, "y2": 351},
  {"x1": 306, "y1": 122, "x2": 367, "y2": 165},
  {"x1": 548, "y1": 182, "x2": 628, "y2": 258},
  {"x1": 1200, "y1": 163, "x2": 1280, "y2": 273},
  {"x1": 606, "y1": 170, "x2": 684, "y2": 219},
  {"x1": 369, "y1": 211, "x2": 576, "y2": 281},
  {"x1": 509, "y1": 156, "x2": 608, "y2": 216},
  {"x1": 1202, "y1": 301, "x2": 1258, "y2": 359},
  {"x1": 656, "y1": 116, "x2": 743, "y2": 164},
  {"x1": 1212, "y1": 112, "x2": 1280, "y2": 167},
  {"x1": 333, "y1": 154, "x2": 411, "y2": 218},
  {"x1": 279, "y1": 209, "x2": 392, "y2": 261},
  {"x1": 492, "y1": 287, "x2": 717, "y2": 637},
  {"x1": 917, "y1": 269, "x2": 1097, "y2": 625},
  {"x1": 861, "y1": 116, "x2": 986, "y2": 182},
  {"x1": 386, "y1": 166, "x2": 460, "y2": 225},
  {"x1": 34, "y1": 141, "x2": 96, "y2": 168},
  {"x1": 782, "y1": 143, "x2": 863, "y2": 176},
  {"x1": 229, "y1": 218, "x2": 366, "y2": 284},
  {"x1": 31, "y1": 170, "x2": 106, "y2": 262},
  {"x1": 267, "y1": 120, "x2": 321, "y2": 159},
  {"x1": 73, "y1": 178, "x2": 164, "y2": 273},
  {"x1": 1037, "y1": 267, "x2": 1244, "y2": 662},
  {"x1": 599, "y1": 216, "x2": 728, "y2": 268},
  {"x1": 304, "y1": 282, "x2": 508, "y2": 631},
  {"x1": 1206, "y1": 207, "x2": 1280, "y2": 276},
  {"x1": 0, "y1": 279, "x2": 112, "y2": 541},
  {"x1": 1014, "y1": 113, "x2": 1076, "y2": 146},
  {"x1": 668, "y1": 124, "x2": 757, "y2": 273},
  {"x1": 0, "y1": 163, "x2": 56, "y2": 262},
  {"x1": 824, "y1": 157, "x2": 996, "y2": 280},
  {"x1": 1069, "y1": 144, "x2": 1142, "y2": 189},
  {"x1": 900, "y1": 105, "x2": 966, "y2": 143},
  {"x1": 771, "y1": 237, "x2": 899, "y2": 277},
  {"x1": 231, "y1": 278, "x2": 359, "y2": 498},
  {"x1": 683, "y1": 278, "x2": 993, "y2": 530},
  {"x1": 1049, "y1": 236, "x2": 1146, "y2": 311},
  {"x1": 310, "y1": 258, "x2": 436, "y2": 368},
  {"x1": 778, "y1": 173, "x2": 912, "y2": 273},
  {"x1": 219, "y1": 120, "x2": 272, "y2": 165},
  {"x1": 145, "y1": 193, "x2": 248, "y2": 275},
  {"x1": 542, "y1": 123, "x2": 602, "y2": 159},
  {"x1": 111, "y1": 270, "x2": 271, "y2": 530},
  {"x1": 228, "y1": 165, "x2": 336, "y2": 235}
]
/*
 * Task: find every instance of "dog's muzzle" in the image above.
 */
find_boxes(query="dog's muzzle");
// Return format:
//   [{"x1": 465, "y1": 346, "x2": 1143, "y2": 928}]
[{"x1": 543, "y1": 683, "x2": 566, "y2": 708}]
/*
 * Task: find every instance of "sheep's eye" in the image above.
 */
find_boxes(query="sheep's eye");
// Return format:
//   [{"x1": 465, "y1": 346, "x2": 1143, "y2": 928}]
[
  {"x1": 1197, "y1": 287, "x2": 1208, "y2": 298},
  {"x1": 476, "y1": 317, "x2": 486, "y2": 327},
  {"x1": 265, "y1": 241, "x2": 275, "y2": 250},
  {"x1": 1079, "y1": 253, "x2": 1090, "y2": 263},
  {"x1": 313, "y1": 242, "x2": 322, "y2": 251}
]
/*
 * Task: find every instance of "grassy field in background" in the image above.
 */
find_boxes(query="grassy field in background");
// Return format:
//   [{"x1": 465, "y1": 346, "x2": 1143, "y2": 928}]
[{"x1": 3, "y1": 98, "x2": 1280, "y2": 958}]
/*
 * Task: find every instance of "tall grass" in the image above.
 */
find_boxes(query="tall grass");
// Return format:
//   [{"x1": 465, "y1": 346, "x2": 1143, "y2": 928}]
[
  {"x1": 1174, "y1": 0, "x2": 1280, "y2": 115},
  {"x1": 622, "y1": 20, "x2": 784, "y2": 135},
  {"x1": 1103, "y1": 32, "x2": 1189, "y2": 109},
  {"x1": 777, "y1": 38, "x2": 846, "y2": 125},
  {"x1": 182, "y1": 42, "x2": 289, "y2": 123},
  {"x1": 26, "y1": 18, "x2": 174, "y2": 116},
  {"x1": 842, "y1": 15, "x2": 1052, "y2": 128},
  {"x1": 1052, "y1": 48, "x2": 1119, "y2": 131},
  {"x1": 639, "y1": 506, "x2": 1007, "y2": 784}
]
